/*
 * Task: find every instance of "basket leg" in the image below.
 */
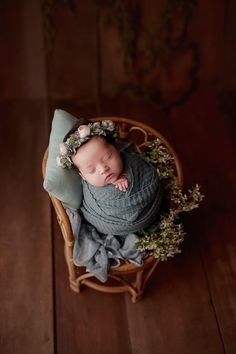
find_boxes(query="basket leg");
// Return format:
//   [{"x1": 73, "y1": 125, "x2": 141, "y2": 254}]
[
  {"x1": 131, "y1": 261, "x2": 159, "y2": 302},
  {"x1": 129, "y1": 270, "x2": 144, "y2": 303},
  {"x1": 64, "y1": 243, "x2": 81, "y2": 293}
]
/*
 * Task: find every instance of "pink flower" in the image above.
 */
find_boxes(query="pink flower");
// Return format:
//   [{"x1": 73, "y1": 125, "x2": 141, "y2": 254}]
[
  {"x1": 59, "y1": 143, "x2": 67, "y2": 156},
  {"x1": 56, "y1": 156, "x2": 64, "y2": 168},
  {"x1": 77, "y1": 125, "x2": 91, "y2": 138}
]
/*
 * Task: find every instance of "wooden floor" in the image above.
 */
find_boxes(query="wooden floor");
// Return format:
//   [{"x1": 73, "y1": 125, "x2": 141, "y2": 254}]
[
  {"x1": 1, "y1": 2, "x2": 236, "y2": 354},
  {"x1": 51, "y1": 92, "x2": 236, "y2": 354}
]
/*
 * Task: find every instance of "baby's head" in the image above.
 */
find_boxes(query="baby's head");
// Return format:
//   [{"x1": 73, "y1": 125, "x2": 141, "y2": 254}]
[
  {"x1": 57, "y1": 119, "x2": 123, "y2": 187},
  {"x1": 72, "y1": 135, "x2": 123, "y2": 187}
]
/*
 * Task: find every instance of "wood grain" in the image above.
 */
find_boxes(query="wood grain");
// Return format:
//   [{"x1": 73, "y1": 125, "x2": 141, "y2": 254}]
[
  {"x1": 169, "y1": 91, "x2": 236, "y2": 354},
  {"x1": 0, "y1": 101, "x2": 54, "y2": 354},
  {"x1": 0, "y1": 2, "x2": 54, "y2": 353},
  {"x1": 53, "y1": 218, "x2": 132, "y2": 354}
]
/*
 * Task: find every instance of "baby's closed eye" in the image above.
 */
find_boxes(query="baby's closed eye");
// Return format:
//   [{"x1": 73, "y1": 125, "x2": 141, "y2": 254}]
[
  {"x1": 103, "y1": 153, "x2": 112, "y2": 161},
  {"x1": 85, "y1": 167, "x2": 95, "y2": 174}
]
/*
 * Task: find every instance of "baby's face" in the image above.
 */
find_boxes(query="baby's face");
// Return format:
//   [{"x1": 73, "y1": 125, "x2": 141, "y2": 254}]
[{"x1": 72, "y1": 136, "x2": 123, "y2": 187}]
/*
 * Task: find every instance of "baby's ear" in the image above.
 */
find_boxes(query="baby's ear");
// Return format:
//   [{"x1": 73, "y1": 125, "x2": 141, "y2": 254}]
[{"x1": 77, "y1": 169, "x2": 85, "y2": 180}]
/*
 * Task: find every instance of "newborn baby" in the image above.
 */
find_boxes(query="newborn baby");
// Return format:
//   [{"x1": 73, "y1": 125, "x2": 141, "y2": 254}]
[{"x1": 57, "y1": 118, "x2": 163, "y2": 281}]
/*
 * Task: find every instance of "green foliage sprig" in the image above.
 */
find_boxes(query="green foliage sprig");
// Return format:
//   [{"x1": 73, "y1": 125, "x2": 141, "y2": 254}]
[{"x1": 137, "y1": 139, "x2": 204, "y2": 261}]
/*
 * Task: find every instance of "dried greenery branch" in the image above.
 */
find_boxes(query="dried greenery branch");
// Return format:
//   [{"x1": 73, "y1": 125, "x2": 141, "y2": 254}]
[{"x1": 137, "y1": 139, "x2": 204, "y2": 261}]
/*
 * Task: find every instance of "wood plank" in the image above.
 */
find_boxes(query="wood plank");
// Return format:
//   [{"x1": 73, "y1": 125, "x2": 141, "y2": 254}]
[
  {"x1": 53, "y1": 218, "x2": 132, "y2": 354},
  {"x1": 0, "y1": 2, "x2": 54, "y2": 353},
  {"x1": 45, "y1": 1, "x2": 98, "y2": 100},
  {"x1": 0, "y1": 101, "x2": 54, "y2": 354},
  {"x1": 168, "y1": 90, "x2": 236, "y2": 353},
  {"x1": 0, "y1": 1, "x2": 47, "y2": 99},
  {"x1": 125, "y1": 237, "x2": 225, "y2": 354}
]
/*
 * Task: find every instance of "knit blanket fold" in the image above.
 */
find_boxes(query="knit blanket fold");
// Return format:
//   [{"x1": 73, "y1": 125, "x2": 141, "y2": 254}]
[{"x1": 72, "y1": 152, "x2": 163, "y2": 282}]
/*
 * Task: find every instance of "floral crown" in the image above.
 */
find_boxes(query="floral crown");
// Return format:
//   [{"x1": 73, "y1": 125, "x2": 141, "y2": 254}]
[{"x1": 56, "y1": 120, "x2": 119, "y2": 169}]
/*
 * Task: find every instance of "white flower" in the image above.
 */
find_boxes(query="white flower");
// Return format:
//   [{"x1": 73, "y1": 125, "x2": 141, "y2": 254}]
[
  {"x1": 77, "y1": 125, "x2": 91, "y2": 138},
  {"x1": 59, "y1": 143, "x2": 67, "y2": 156},
  {"x1": 92, "y1": 122, "x2": 101, "y2": 129},
  {"x1": 104, "y1": 120, "x2": 115, "y2": 131},
  {"x1": 56, "y1": 156, "x2": 65, "y2": 168}
]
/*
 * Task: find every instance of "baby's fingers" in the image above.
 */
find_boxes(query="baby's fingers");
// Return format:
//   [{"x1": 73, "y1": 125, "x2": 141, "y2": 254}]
[
  {"x1": 120, "y1": 182, "x2": 128, "y2": 192},
  {"x1": 115, "y1": 182, "x2": 126, "y2": 192}
]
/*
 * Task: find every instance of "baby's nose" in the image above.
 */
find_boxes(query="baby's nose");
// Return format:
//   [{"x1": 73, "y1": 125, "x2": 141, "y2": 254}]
[{"x1": 99, "y1": 164, "x2": 109, "y2": 175}]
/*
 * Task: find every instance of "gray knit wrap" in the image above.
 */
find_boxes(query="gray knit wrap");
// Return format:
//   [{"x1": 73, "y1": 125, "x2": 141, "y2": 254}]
[{"x1": 81, "y1": 152, "x2": 163, "y2": 235}]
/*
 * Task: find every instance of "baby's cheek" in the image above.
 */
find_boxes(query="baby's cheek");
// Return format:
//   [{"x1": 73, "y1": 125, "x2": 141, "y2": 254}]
[{"x1": 116, "y1": 156, "x2": 123, "y2": 171}]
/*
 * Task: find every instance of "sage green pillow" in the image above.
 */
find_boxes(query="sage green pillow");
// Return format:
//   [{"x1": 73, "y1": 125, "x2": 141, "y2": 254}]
[{"x1": 43, "y1": 109, "x2": 82, "y2": 210}]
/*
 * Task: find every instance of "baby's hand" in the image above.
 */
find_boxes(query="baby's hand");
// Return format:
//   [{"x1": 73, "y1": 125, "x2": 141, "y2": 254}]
[{"x1": 112, "y1": 173, "x2": 128, "y2": 192}]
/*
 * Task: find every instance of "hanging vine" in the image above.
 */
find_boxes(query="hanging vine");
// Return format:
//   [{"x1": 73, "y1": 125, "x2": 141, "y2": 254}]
[
  {"x1": 41, "y1": 0, "x2": 199, "y2": 109},
  {"x1": 97, "y1": 1, "x2": 195, "y2": 75},
  {"x1": 96, "y1": 0, "x2": 199, "y2": 109}
]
